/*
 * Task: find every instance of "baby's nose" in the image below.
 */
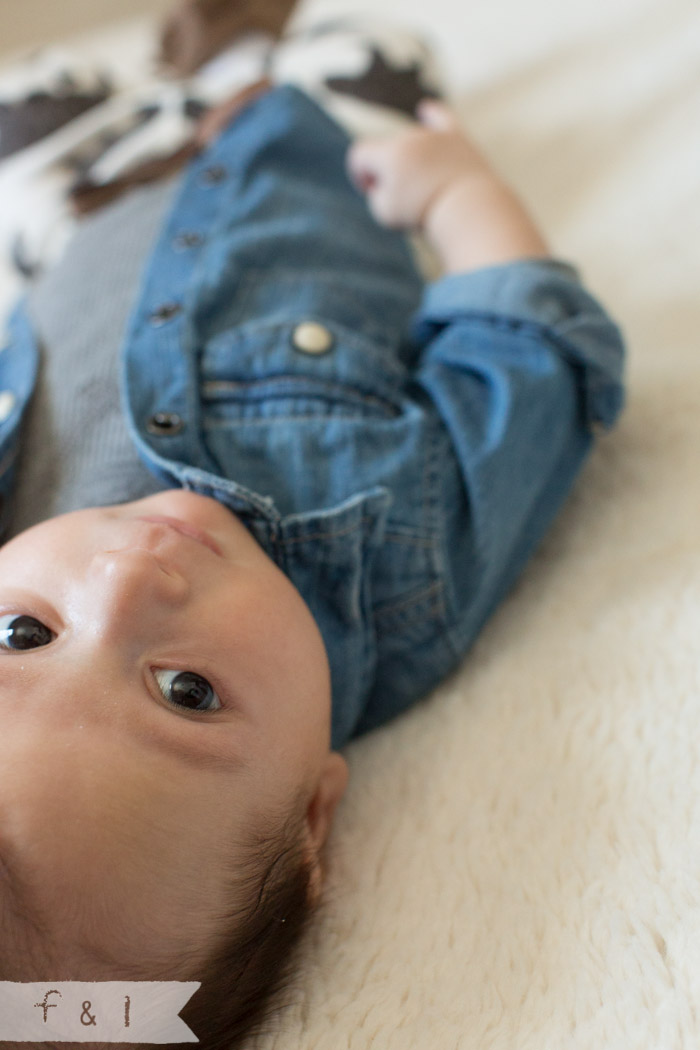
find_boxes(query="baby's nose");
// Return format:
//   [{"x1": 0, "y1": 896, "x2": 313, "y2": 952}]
[{"x1": 87, "y1": 543, "x2": 190, "y2": 641}]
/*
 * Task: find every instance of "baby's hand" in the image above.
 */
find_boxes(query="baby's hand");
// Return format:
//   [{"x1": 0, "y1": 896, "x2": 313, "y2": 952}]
[
  {"x1": 346, "y1": 99, "x2": 495, "y2": 231},
  {"x1": 347, "y1": 98, "x2": 551, "y2": 274}
]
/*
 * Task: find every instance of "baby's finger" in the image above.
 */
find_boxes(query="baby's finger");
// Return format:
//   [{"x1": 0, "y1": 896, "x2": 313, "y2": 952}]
[
  {"x1": 416, "y1": 97, "x2": 461, "y2": 132},
  {"x1": 346, "y1": 140, "x2": 405, "y2": 226},
  {"x1": 346, "y1": 140, "x2": 382, "y2": 194}
]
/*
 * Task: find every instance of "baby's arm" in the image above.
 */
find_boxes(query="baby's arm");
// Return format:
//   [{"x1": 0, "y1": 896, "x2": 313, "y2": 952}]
[
  {"x1": 346, "y1": 99, "x2": 550, "y2": 275},
  {"x1": 346, "y1": 99, "x2": 625, "y2": 677}
]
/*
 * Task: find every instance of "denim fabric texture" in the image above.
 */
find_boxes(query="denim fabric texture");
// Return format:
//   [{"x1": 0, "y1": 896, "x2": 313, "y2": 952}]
[{"x1": 0, "y1": 84, "x2": 626, "y2": 750}]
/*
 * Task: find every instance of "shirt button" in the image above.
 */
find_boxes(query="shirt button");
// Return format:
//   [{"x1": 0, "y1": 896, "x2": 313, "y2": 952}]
[
  {"x1": 291, "y1": 322, "x2": 334, "y2": 356},
  {"x1": 198, "y1": 164, "x2": 227, "y2": 186},
  {"x1": 172, "y1": 231, "x2": 203, "y2": 251},
  {"x1": 147, "y1": 412, "x2": 184, "y2": 436},
  {"x1": 0, "y1": 391, "x2": 15, "y2": 422},
  {"x1": 149, "y1": 302, "x2": 182, "y2": 326}
]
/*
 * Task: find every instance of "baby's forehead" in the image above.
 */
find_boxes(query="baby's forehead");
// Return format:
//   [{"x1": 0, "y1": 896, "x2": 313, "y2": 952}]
[
  {"x1": 0, "y1": 746, "x2": 230, "y2": 956},
  {"x1": 0, "y1": 851, "x2": 194, "y2": 985}
]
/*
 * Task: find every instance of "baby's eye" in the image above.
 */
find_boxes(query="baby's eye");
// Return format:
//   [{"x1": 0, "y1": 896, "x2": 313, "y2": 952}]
[
  {"x1": 153, "y1": 669, "x2": 222, "y2": 712},
  {"x1": 0, "y1": 614, "x2": 55, "y2": 650}
]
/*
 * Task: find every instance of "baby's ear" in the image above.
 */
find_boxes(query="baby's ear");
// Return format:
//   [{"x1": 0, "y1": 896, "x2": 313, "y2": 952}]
[
  {"x1": 302, "y1": 751, "x2": 349, "y2": 899},
  {"x1": 304, "y1": 751, "x2": 349, "y2": 853}
]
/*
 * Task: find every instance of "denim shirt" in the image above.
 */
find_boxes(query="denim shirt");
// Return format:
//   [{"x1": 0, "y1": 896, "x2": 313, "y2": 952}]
[{"x1": 0, "y1": 84, "x2": 625, "y2": 750}]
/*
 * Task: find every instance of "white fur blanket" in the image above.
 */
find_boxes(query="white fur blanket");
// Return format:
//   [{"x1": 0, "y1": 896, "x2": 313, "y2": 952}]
[{"x1": 1, "y1": 0, "x2": 698, "y2": 1047}]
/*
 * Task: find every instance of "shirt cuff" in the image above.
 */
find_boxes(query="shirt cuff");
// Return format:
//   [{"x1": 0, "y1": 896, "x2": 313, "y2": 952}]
[
  {"x1": 410, "y1": 257, "x2": 626, "y2": 431},
  {"x1": 413, "y1": 257, "x2": 590, "y2": 329}
]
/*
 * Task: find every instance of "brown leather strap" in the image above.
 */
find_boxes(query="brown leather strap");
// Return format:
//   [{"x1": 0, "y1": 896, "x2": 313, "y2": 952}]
[
  {"x1": 193, "y1": 76, "x2": 273, "y2": 147},
  {"x1": 69, "y1": 141, "x2": 200, "y2": 216}
]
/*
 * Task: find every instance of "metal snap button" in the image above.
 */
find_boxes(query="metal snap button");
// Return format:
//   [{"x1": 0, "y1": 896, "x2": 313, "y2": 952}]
[
  {"x1": 149, "y1": 302, "x2": 182, "y2": 326},
  {"x1": 0, "y1": 390, "x2": 15, "y2": 423},
  {"x1": 172, "y1": 231, "x2": 204, "y2": 251},
  {"x1": 291, "y1": 322, "x2": 334, "y2": 356},
  {"x1": 147, "y1": 412, "x2": 184, "y2": 436},
  {"x1": 198, "y1": 164, "x2": 227, "y2": 186}
]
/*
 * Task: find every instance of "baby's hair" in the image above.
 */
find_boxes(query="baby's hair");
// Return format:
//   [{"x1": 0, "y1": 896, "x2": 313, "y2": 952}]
[
  {"x1": 0, "y1": 784, "x2": 326, "y2": 1050},
  {"x1": 153, "y1": 792, "x2": 321, "y2": 1050}
]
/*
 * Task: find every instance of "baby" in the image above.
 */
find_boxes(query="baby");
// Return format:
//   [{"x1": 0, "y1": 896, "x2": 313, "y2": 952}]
[{"x1": 0, "y1": 18, "x2": 625, "y2": 1050}]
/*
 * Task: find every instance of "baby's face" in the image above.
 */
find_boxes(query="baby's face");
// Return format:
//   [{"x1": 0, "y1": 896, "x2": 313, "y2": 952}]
[{"x1": 0, "y1": 490, "x2": 344, "y2": 969}]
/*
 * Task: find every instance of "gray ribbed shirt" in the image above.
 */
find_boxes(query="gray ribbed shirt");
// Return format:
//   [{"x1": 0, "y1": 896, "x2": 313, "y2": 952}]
[{"x1": 5, "y1": 176, "x2": 183, "y2": 541}]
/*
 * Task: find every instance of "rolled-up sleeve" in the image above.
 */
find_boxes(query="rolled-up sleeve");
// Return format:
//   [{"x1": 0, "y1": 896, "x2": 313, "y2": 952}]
[
  {"x1": 412, "y1": 257, "x2": 625, "y2": 429},
  {"x1": 408, "y1": 257, "x2": 626, "y2": 648}
]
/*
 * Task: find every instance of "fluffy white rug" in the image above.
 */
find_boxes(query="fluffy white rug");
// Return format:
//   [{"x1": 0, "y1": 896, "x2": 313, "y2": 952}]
[{"x1": 1, "y1": 0, "x2": 698, "y2": 1046}]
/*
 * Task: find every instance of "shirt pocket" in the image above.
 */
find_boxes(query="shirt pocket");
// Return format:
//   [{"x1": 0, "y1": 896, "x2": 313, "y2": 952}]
[
  {"x1": 195, "y1": 269, "x2": 423, "y2": 516},
  {"x1": 198, "y1": 346, "x2": 407, "y2": 517},
  {"x1": 196, "y1": 266, "x2": 415, "y2": 424}
]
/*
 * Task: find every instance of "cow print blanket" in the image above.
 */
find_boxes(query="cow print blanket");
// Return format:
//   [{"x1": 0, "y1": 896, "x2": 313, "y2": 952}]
[{"x1": 0, "y1": 16, "x2": 443, "y2": 297}]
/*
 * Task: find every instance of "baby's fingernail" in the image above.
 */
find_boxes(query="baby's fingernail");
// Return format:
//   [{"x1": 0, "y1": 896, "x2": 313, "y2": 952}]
[{"x1": 350, "y1": 167, "x2": 376, "y2": 192}]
